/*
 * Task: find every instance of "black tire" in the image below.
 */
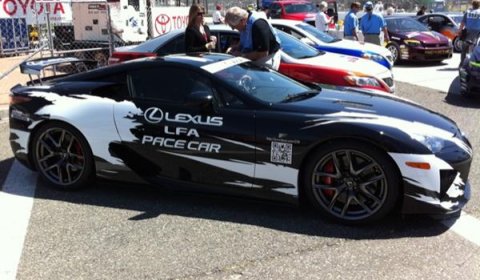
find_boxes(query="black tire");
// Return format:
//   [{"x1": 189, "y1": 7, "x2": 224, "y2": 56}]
[
  {"x1": 32, "y1": 122, "x2": 95, "y2": 190},
  {"x1": 386, "y1": 42, "x2": 400, "y2": 64},
  {"x1": 453, "y1": 36, "x2": 463, "y2": 53},
  {"x1": 303, "y1": 140, "x2": 400, "y2": 224}
]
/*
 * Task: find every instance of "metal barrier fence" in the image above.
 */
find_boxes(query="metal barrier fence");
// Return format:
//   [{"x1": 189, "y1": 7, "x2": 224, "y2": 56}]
[{"x1": 1, "y1": 0, "x2": 114, "y2": 66}]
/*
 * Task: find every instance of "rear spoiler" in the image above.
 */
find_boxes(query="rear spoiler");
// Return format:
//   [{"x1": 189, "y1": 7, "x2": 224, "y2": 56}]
[{"x1": 20, "y1": 57, "x2": 97, "y2": 85}]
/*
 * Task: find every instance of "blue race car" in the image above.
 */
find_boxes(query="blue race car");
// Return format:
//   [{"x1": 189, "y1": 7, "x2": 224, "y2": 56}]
[{"x1": 271, "y1": 19, "x2": 394, "y2": 69}]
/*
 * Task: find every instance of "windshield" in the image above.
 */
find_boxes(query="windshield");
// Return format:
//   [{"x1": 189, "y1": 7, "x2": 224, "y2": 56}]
[
  {"x1": 284, "y1": 3, "x2": 316, "y2": 14},
  {"x1": 214, "y1": 62, "x2": 312, "y2": 103},
  {"x1": 386, "y1": 17, "x2": 430, "y2": 32},
  {"x1": 296, "y1": 23, "x2": 337, "y2": 43},
  {"x1": 277, "y1": 31, "x2": 320, "y2": 59}
]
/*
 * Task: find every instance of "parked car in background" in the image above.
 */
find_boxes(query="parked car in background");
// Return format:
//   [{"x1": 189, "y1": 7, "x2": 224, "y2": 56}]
[
  {"x1": 109, "y1": 25, "x2": 395, "y2": 94},
  {"x1": 268, "y1": 1, "x2": 317, "y2": 23},
  {"x1": 417, "y1": 13, "x2": 462, "y2": 52},
  {"x1": 271, "y1": 19, "x2": 394, "y2": 69},
  {"x1": 385, "y1": 16, "x2": 453, "y2": 64},
  {"x1": 10, "y1": 53, "x2": 472, "y2": 224}
]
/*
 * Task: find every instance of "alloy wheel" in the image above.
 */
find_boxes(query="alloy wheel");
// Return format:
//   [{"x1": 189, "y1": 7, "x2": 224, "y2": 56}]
[
  {"x1": 310, "y1": 149, "x2": 388, "y2": 221},
  {"x1": 35, "y1": 127, "x2": 86, "y2": 186},
  {"x1": 387, "y1": 45, "x2": 399, "y2": 63}
]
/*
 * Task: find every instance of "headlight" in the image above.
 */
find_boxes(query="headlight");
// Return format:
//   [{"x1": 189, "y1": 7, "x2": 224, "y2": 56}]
[
  {"x1": 362, "y1": 52, "x2": 385, "y2": 62},
  {"x1": 404, "y1": 39, "x2": 422, "y2": 47},
  {"x1": 411, "y1": 134, "x2": 445, "y2": 153},
  {"x1": 345, "y1": 75, "x2": 382, "y2": 88}
]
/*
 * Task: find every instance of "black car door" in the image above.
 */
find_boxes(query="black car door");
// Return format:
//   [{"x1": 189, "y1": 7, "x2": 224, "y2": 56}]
[{"x1": 113, "y1": 64, "x2": 257, "y2": 188}]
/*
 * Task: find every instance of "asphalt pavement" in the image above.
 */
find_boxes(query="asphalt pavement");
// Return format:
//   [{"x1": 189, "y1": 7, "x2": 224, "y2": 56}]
[{"x1": 1, "y1": 53, "x2": 480, "y2": 280}]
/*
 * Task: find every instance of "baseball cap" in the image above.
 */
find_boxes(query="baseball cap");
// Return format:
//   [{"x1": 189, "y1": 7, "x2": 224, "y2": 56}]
[{"x1": 365, "y1": 1, "x2": 373, "y2": 8}]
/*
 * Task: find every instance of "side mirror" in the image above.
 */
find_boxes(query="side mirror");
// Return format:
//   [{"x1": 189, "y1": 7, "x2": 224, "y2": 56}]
[{"x1": 185, "y1": 91, "x2": 214, "y2": 109}]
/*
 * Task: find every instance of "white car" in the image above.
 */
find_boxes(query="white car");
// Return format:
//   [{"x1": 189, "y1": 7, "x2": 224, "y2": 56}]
[{"x1": 271, "y1": 19, "x2": 394, "y2": 69}]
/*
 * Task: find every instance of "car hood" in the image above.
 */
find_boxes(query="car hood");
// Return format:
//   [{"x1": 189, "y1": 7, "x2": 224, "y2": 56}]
[
  {"x1": 392, "y1": 31, "x2": 449, "y2": 44},
  {"x1": 283, "y1": 13, "x2": 316, "y2": 21},
  {"x1": 278, "y1": 88, "x2": 459, "y2": 136},
  {"x1": 281, "y1": 51, "x2": 391, "y2": 77},
  {"x1": 330, "y1": 39, "x2": 392, "y2": 58}
]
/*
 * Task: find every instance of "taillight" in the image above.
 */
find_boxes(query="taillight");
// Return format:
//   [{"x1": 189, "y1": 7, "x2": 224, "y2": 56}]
[
  {"x1": 9, "y1": 95, "x2": 32, "y2": 105},
  {"x1": 108, "y1": 52, "x2": 157, "y2": 65}
]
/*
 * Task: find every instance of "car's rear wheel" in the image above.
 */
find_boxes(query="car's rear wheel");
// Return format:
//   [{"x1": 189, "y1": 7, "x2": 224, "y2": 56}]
[
  {"x1": 303, "y1": 141, "x2": 400, "y2": 224},
  {"x1": 32, "y1": 122, "x2": 94, "y2": 190},
  {"x1": 386, "y1": 42, "x2": 400, "y2": 64}
]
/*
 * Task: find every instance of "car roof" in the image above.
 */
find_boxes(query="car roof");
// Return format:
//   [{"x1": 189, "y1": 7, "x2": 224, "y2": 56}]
[
  {"x1": 270, "y1": 19, "x2": 308, "y2": 26},
  {"x1": 163, "y1": 53, "x2": 235, "y2": 67},
  {"x1": 58, "y1": 53, "x2": 237, "y2": 82},
  {"x1": 385, "y1": 15, "x2": 416, "y2": 20}
]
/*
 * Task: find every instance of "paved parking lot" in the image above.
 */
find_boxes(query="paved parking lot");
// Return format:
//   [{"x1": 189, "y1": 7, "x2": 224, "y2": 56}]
[{"x1": 1, "y1": 53, "x2": 479, "y2": 279}]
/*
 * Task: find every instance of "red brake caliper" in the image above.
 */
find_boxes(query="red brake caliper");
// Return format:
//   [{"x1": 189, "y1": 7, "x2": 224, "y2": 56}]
[
  {"x1": 74, "y1": 140, "x2": 83, "y2": 165},
  {"x1": 321, "y1": 160, "x2": 335, "y2": 197}
]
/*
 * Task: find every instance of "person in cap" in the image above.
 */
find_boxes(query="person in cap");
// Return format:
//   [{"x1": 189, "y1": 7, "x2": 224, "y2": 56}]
[
  {"x1": 225, "y1": 6, "x2": 281, "y2": 70},
  {"x1": 315, "y1": 1, "x2": 333, "y2": 32},
  {"x1": 360, "y1": 1, "x2": 389, "y2": 45},
  {"x1": 458, "y1": 0, "x2": 480, "y2": 65},
  {"x1": 343, "y1": 2, "x2": 361, "y2": 41},
  {"x1": 213, "y1": 4, "x2": 224, "y2": 24}
]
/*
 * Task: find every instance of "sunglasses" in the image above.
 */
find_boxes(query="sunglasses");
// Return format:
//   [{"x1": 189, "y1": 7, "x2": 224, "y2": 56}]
[
  {"x1": 197, "y1": 12, "x2": 205, "y2": 16},
  {"x1": 229, "y1": 18, "x2": 244, "y2": 30}
]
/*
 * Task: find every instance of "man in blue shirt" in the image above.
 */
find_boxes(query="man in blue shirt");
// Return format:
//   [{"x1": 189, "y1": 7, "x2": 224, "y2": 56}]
[
  {"x1": 360, "y1": 1, "x2": 389, "y2": 45},
  {"x1": 458, "y1": 0, "x2": 480, "y2": 65},
  {"x1": 343, "y1": 2, "x2": 361, "y2": 41}
]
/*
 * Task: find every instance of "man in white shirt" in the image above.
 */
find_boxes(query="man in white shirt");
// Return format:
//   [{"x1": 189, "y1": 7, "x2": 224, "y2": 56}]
[
  {"x1": 315, "y1": 1, "x2": 331, "y2": 32},
  {"x1": 213, "y1": 4, "x2": 224, "y2": 24}
]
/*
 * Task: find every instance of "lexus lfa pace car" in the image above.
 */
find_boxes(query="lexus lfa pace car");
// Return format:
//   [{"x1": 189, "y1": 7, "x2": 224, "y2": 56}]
[{"x1": 9, "y1": 54, "x2": 472, "y2": 224}]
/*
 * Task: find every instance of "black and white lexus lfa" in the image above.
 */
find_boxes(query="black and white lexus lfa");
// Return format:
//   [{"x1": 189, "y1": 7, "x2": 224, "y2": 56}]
[{"x1": 9, "y1": 54, "x2": 472, "y2": 224}]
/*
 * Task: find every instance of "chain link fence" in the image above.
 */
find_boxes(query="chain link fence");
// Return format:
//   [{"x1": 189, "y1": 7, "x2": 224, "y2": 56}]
[{"x1": 1, "y1": 0, "x2": 115, "y2": 66}]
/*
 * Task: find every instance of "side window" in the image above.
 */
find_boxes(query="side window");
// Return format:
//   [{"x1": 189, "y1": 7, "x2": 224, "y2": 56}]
[
  {"x1": 270, "y1": 4, "x2": 281, "y2": 18},
  {"x1": 219, "y1": 33, "x2": 240, "y2": 53},
  {"x1": 158, "y1": 34, "x2": 185, "y2": 55},
  {"x1": 128, "y1": 66, "x2": 213, "y2": 104},
  {"x1": 216, "y1": 85, "x2": 245, "y2": 108},
  {"x1": 289, "y1": 29, "x2": 304, "y2": 40},
  {"x1": 92, "y1": 72, "x2": 129, "y2": 100},
  {"x1": 275, "y1": 25, "x2": 292, "y2": 34}
]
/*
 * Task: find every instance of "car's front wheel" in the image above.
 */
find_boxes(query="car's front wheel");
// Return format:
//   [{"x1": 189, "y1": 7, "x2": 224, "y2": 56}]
[
  {"x1": 32, "y1": 122, "x2": 94, "y2": 190},
  {"x1": 453, "y1": 36, "x2": 463, "y2": 53},
  {"x1": 386, "y1": 42, "x2": 400, "y2": 64},
  {"x1": 303, "y1": 141, "x2": 400, "y2": 224}
]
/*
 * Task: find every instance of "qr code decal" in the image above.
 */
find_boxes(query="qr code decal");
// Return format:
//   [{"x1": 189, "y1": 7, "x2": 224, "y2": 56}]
[{"x1": 271, "y1": 142, "x2": 293, "y2": 164}]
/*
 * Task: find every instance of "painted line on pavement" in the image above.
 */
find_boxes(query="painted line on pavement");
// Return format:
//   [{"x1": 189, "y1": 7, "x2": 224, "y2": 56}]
[
  {"x1": 441, "y1": 211, "x2": 480, "y2": 247},
  {"x1": 0, "y1": 160, "x2": 37, "y2": 280}
]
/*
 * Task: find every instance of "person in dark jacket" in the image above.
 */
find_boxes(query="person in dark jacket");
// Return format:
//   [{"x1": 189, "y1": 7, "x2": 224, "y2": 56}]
[
  {"x1": 185, "y1": 4, "x2": 217, "y2": 52},
  {"x1": 416, "y1": 5, "x2": 427, "y2": 16}
]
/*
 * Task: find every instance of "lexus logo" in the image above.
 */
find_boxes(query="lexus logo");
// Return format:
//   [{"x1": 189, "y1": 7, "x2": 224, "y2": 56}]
[
  {"x1": 155, "y1": 14, "x2": 171, "y2": 35},
  {"x1": 144, "y1": 107, "x2": 164, "y2": 123}
]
